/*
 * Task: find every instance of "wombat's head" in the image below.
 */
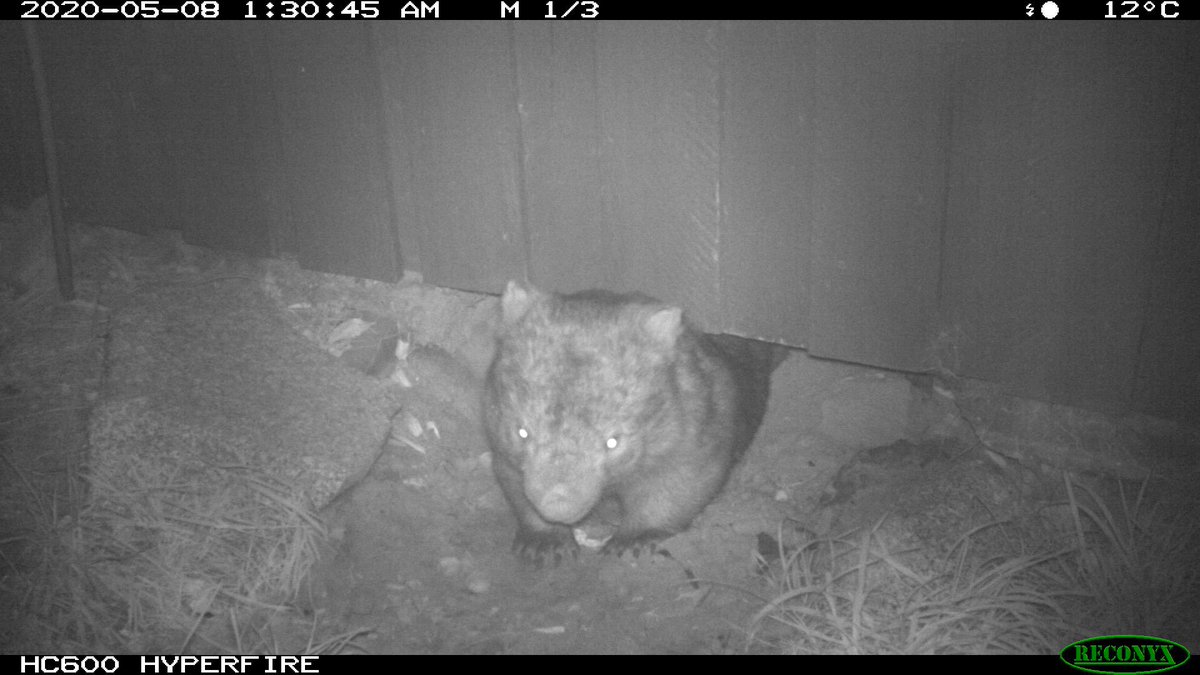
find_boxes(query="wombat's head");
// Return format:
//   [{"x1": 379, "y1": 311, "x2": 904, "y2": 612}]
[{"x1": 489, "y1": 281, "x2": 685, "y2": 524}]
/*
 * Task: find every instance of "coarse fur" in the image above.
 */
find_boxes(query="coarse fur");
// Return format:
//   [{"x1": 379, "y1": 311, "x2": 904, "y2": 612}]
[{"x1": 483, "y1": 280, "x2": 785, "y2": 563}]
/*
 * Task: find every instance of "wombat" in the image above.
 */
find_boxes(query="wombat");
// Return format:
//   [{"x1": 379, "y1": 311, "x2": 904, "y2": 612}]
[{"x1": 483, "y1": 280, "x2": 786, "y2": 562}]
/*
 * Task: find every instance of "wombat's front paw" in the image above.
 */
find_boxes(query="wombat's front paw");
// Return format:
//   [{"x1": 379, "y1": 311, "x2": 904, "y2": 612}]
[
  {"x1": 513, "y1": 525, "x2": 579, "y2": 568},
  {"x1": 600, "y1": 529, "x2": 672, "y2": 559}
]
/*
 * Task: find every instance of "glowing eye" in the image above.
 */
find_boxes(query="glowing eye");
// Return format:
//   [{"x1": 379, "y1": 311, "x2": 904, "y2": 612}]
[
  {"x1": 517, "y1": 427, "x2": 529, "y2": 440},
  {"x1": 605, "y1": 437, "x2": 619, "y2": 450}
]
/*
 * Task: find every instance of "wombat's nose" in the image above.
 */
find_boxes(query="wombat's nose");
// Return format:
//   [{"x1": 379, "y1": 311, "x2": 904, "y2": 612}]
[{"x1": 532, "y1": 484, "x2": 592, "y2": 524}]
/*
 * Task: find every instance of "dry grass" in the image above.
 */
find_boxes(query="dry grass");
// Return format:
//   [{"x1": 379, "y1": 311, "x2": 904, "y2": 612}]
[
  {"x1": 751, "y1": 474, "x2": 1199, "y2": 654},
  {"x1": 0, "y1": 448, "x2": 365, "y2": 654},
  {"x1": 1057, "y1": 477, "x2": 1199, "y2": 643},
  {"x1": 749, "y1": 523, "x2": 1079, "y2": 653},
  {"x1": 0, "y1": 262, "x2": 371, "y2": 654}
]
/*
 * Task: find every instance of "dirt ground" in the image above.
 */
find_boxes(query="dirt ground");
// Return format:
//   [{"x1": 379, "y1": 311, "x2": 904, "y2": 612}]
[{"x1": 2, "y1": 215, "x2": 1197, "y2": 655}]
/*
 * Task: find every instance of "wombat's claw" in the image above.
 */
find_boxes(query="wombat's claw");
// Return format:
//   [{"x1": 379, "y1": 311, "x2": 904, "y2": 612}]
[
  {"x1": 512, "y1": 530, "x2": 579, "y2": 568},
  {"x1": 601, "y1": 530, "x2": 671, "y2": 559},
  {"x1": 601, "y1": 540, "x2": 651, "y2": 559}
]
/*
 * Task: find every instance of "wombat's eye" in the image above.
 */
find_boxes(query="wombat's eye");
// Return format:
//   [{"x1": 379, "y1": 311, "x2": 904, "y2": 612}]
[{"x1": 604, "y1": 436, "x2": 619, "y2": 451}]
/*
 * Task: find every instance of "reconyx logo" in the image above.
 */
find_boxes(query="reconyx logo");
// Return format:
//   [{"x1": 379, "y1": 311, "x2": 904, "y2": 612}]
[{"x1": 1061, "y1": 635, "x2": 1190, "y2": 675}]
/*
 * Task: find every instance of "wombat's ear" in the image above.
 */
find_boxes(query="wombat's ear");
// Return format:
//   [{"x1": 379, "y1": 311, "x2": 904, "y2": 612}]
[
  {"x1": 643, "y1": 307, "x2": 683, "y2": 346},
  {"x1": 500, "y1": 280, "x2": 540, "y2": 323}
]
